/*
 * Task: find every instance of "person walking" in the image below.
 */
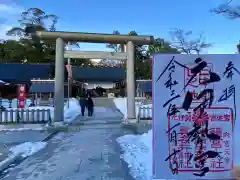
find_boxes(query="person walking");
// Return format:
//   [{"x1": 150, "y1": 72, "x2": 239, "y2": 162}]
[
  {"x1": 86, "y1": 94, "x2": 94, "y2": 117},
  {"x1": 79, "y1": 93, "x2": 87, "y2": 116}
]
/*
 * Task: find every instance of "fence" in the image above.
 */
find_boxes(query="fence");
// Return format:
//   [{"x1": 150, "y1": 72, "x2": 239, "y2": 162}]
[
  {"x1": 0, "y1": 99, "x2": 32, "y2": 109},
  {"x1": 138, "y1": 106, "x2": 152, "y2": 122},
  {"x1": 0, "y1": 108, "x2": 51, "y2": 124}
]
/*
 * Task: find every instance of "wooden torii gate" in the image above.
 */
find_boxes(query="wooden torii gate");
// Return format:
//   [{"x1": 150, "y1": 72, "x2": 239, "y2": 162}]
[{"x1": 33, "y1": 31, "x2": 154, "y2": 123}]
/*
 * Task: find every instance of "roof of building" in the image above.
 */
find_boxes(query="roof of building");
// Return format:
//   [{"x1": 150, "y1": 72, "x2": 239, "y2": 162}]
[
  {"x1": 72, "y1": 67, "x2": 125, "y2": 82},
  {"x1": 0, "y1": 63, "x2": 53, "y2": 84},
  {"x1": 0, "y1": 63, "x2": 125, "y2": 84},
  {"x1": 29, "y1": 83, "x2": 54, "y2": 93},
  {"x1": 137, "y1": 80, "x2": 152, "y2": 93}
]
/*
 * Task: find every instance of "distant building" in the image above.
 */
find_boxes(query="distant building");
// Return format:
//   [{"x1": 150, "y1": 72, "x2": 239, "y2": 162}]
[
  {"x1": 136, "y1": 80, "x2": 152, "y2": 98},
  {"x1": 72, "y1": 67, "x2": 125, "y2": 90},
  {"x1": 0, "y1": 63, "x2": 126, "y2": 98},
  {"x1": 0, "y1": 63, "x2": 53, "y2": 98},
  {"x1": 0, "y1": 63, "x2": 53, "y2": 84}
]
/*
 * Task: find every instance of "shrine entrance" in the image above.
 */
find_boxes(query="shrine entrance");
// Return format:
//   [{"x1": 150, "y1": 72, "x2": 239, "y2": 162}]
[{"x1": 33, "y1": 31, "x2": 154, "y2": 123}]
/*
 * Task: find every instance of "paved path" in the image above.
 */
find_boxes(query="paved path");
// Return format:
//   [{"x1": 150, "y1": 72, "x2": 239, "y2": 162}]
[{"x1": 2, "y1": 123, "x2": 134, "y2": 180}]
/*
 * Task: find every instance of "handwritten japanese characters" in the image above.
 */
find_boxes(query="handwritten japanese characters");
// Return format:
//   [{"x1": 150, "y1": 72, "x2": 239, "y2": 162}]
[
  {"x1": 153, "y1": 54, "x2": 237, "y2": 180},
  {"x1": 157, "y1": 56, "x2": 180, "y2": 116},
  {"x1": 223, "y1": 61, "x2": 240, "y2": 80}
]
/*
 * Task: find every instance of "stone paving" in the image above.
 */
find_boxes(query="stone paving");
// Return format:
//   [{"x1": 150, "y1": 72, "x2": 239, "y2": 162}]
[
  {"x1": 0, "y1": 130, "x2": 50, "y2": 146},
  {"x1": 2, "y1": 123, "x2": 134, "y2": 180},
  {"x1": 0, "y1": 130, "x2": 51, "y2": 165}
]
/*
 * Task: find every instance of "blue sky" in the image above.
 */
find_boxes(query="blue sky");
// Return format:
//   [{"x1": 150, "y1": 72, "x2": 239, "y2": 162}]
[{"x1": 1, "y1": 0, "x2": 240, "y2": 53}]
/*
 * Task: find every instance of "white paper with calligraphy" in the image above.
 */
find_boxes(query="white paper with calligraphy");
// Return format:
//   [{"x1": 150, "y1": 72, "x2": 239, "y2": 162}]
[{"x1": 153, "y1": 54, "x2": 240, "y2": 180}]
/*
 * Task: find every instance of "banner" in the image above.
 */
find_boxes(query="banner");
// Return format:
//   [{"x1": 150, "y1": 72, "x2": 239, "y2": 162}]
[
  {"x1": 153, "y1": 54, "x2": 239, "y2": 179},
  {"x1": 65, "y1": 64, "x2": 72, "y2": 78}
]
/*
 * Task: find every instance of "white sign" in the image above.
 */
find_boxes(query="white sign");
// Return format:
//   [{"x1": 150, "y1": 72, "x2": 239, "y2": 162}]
[{"x1": 153, "y1": 54, "x2": 240, "y2": 179}]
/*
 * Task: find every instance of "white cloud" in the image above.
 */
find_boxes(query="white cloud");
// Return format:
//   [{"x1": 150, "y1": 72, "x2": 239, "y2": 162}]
[
  {"x1": 0, "y1": 3, "x2": 23, "y2": 40},
  {"x1": 0, "y1": 3, "x2": 22, "y2": 15}
]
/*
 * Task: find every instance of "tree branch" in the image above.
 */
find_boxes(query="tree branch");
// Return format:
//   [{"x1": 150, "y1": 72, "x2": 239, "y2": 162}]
[
  {"x1": 170, "y1": 28, "x2": 211, "y2": 54},
  {"x1": 212, "y1": 0, "x2": 240, "y2": 19}
]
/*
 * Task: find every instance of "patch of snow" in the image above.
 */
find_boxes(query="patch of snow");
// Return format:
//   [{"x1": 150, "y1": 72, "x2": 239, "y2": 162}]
[
  {"x1": 0, "y1": 127, "x2": 44, "y2": 132},
  {"x1": 0, "y1": 80, "x2": 9, "y2": 85},
  {"x1": 117, "y1": 130, "x2": 152, "y2": 180},
  {"x1": 113, "y1": 97, "x2": 152, "y2": 119},
  {"x1": 63, "y1": 98, "x2": 81, "y2": 123},
  {"x1": 10, "y1": 141, "x2": 47, "y2": 158},
  {"x1": 113, "y1": 98, "x2": 127, "y2": 118}
]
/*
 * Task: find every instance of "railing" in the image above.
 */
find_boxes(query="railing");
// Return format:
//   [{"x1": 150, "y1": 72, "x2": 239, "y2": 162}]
[
  {"x1": 137, "y1": 106, "x2": 152, "y2": 122},
  {"x1": 0, "y1": 99, "x2": 32, "y2": 109},
  {"x1": 135, "y1": 97, "x2": 148, "y2": 105},
  {"x1": 0, "y1": 108, "x2": 51, "y2": 124}
]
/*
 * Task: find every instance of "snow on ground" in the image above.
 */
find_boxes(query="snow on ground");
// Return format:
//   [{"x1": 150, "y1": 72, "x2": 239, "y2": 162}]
[
  {"x1": 10, "y1": 141, "x2": 47, "y2": 158},
  {"x1": 0, "y1": 80, "x2": 9, "y2": 85},
  {"x1": 0, "y1": 99, "x2": 81, "y2": 169},
  {"x1": 63, "y1": 98, "x2": 81, "y2": 123},
  {"x1": 0, "y1": 128, "x2": 44, "y2": 132},
  {"x1": 117, "y1": 130, "x2": 152, "y2": 180},
  {"x1": 113, "y1": 98, "x2": 152, "y2": 119},
  {"x1": 114, "y1": 97, "x2": 153, "y2": 179}
]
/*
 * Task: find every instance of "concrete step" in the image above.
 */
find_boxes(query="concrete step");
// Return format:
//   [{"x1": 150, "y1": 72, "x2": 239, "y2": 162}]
[{"x1": 92, "y1": 98, "x2": 116, "y2": 108}]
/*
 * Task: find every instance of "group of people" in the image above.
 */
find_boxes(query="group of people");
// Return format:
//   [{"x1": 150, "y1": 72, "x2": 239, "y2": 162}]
[{"x1": 78, "y1": 93, "x2": 94, "y2": 117}]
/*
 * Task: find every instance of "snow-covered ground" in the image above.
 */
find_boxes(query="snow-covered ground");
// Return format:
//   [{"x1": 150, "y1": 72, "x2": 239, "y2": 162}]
[
  {"x1": 63, "y1": 98, "x2": 81, "y2": 123},
  {"x1": 10, "y1": 142, "x2": 47, "y2": 158},
  {"x1": 114, "y1": 97, "x2": 153, "y2": 180},
  {"x1": 113, "y1": 98, "x2": 152, "y2": 119},
  {"x1": 0, "y1": 98, "x2": 81, "y2": 169},
  {"x1": 0, "y1": 142, "x2": 47, "y2": 174},
  {"x1": 117, "y1": 130, "x2": 152, "y2": 180}
]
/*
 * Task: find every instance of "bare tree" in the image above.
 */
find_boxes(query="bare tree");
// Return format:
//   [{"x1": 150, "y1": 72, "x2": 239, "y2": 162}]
[
  {"x1": 106, "y1": 30, "x2": 121, "y2": 52},
  {"x1": 170, "y1": 28, "x2": 211, "y2": 54},
  {"x1": 212, "y1": 0, "x2": 240, "y2": 53},
  {"x1": 211, "y1": 0, "x2": 240, "y2": 19}
]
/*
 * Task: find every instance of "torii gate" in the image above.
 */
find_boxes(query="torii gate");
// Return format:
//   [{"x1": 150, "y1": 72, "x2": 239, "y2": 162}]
[{"x1": 33, "y1": 31, "x2": 154, "y2": 123}]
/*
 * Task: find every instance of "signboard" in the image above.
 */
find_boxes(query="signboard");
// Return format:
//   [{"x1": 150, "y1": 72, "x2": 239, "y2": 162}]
[
  {"x1": 18, "y1": 84, "x2": 26, "y2": 108},
  {"x1": 153, "y1": 54, "x2": 239, "y2": 179}
]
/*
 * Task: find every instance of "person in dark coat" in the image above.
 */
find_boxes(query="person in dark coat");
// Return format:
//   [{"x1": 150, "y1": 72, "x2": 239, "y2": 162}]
[
  {"x1": 79, "y1": 93, "x2": 87, "y2": 116},
  {"x1": 86, "y1": 94, "x2": 94, "y2": 117}
]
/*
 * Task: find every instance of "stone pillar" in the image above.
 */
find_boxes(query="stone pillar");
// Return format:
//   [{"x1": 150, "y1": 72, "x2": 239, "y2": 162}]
[
  {"x1": 54, "y1": 38, "x2": 65, "y2": 122},
  {"x1": 126, "y1": 41, "x2": 136, "y2": 121},
  {"x1": 120, "y1": 44, "x2": 127, "y2": 96}
]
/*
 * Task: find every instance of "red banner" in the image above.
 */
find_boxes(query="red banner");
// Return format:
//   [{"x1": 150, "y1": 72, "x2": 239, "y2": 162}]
[{"x1": 66, "y1": 65, "x2": 72, "y2": 78}]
